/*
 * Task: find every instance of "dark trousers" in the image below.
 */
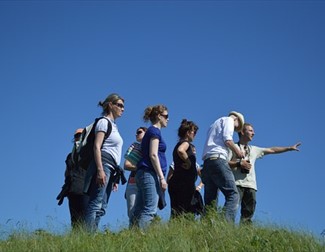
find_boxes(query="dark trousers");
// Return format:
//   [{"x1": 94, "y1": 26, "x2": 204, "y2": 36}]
[
  {"x1": 237, "y1": 186, "x2": 256, "y2": 224},
  {"x1": 168, "y1": 182, "x2": 195, "y2": 218},
  {"x1": 68, "y1": 193, "x2": 89, "y2": 228}
]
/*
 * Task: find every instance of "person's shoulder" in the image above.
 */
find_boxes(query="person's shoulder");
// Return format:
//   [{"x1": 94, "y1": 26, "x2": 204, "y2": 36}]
[
  {"x1": 147, "y1": 126, "x2": 161, "y2": 135},
  {"x1": 133, "y1": 142, "x2": 141, "y2": 148},
  {"x1": 250, "y1": 145, "x2": 265, "y2": 153}
]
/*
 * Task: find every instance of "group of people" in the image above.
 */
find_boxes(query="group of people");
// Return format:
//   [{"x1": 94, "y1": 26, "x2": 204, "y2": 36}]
[{"x1": 58, "y1": 92, "x2": 301, "y2": 232}]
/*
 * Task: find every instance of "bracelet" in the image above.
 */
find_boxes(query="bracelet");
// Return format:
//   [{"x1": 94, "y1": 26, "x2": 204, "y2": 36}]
[
  {"x1": 197, "y1": 185, "x2": 202, "y2": 190},
  {"x1": 159, "y1": 177, "x2": 165, "y2": 181},
  {"x1": 236, "y1": 159, "x2": 241, "y2": 168}
]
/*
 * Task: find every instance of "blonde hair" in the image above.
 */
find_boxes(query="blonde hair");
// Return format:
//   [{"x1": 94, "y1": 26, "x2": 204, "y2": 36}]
[
  {"x1": 143, "y1": 104, "x2": 168, "y2": 123},
  {"x1": 98, "y1": 93, "x2": 124, "y2": 116}
]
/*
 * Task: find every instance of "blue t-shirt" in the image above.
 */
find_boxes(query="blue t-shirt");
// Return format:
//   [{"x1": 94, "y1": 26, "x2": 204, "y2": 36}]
[{"x1": 137, "y1": 125, "x2": 167, "y2": 176}]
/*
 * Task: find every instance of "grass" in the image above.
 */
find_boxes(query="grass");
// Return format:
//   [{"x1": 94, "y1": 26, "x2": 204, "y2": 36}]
[{"x1": 1, "y1": 211, "x2": 324, "y2": 252}]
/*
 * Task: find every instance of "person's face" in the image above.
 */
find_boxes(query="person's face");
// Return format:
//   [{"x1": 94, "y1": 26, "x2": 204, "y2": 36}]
[
  {"x1": 111, "y1": 99, "x2": 125, "y2": 118},
  {"x1": 74, "y1": 133, "x2": 81, "y2": 143},
  {"x1": 242, "y1": 125, "x2": 255, "y2": 142},
  {"x1": 159, "y1": 110, "x2": 169, "y2": 128},
  {"x1": 188, "y1": 128, "x2": 197, "y2": 142},
  {"x1": 135, "y1": 128, "x2": 145, "y2": 142}
]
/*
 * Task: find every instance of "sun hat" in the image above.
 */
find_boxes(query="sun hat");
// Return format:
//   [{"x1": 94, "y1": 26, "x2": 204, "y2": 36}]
[{"x1": 228, "y1": 111, "x2": 245, "y2": 132}]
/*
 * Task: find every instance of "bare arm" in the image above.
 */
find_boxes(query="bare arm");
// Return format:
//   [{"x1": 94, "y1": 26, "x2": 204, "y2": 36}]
[
  {"x1": 149, "y1": 138, "x2": 167, "y2": 191},
  {"x1": 225, "y1": 140, "x2": 244, "y2": 159},
  {"x1": 94, "y1": 131, "x2": 106, "y2": 186},
  {"x1": 166, "y1": 168, "x2": 174, "y2": 184},
  {"x1": 263, "y1": 142, "x2": 301, "y2": 155},
  {"x1": 124, "y1": 159, "x2": 137, "y2": 171}
]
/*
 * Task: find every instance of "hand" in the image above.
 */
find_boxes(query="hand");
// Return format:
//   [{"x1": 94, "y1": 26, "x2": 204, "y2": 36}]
[
  {"x1": 182, "y1": 159, "x2": 191, "y2": 169},
  {"x1": 291, "y1": 142, "x2": 301, "y2": 151},
  {"x1": 160, "y1": 178, "x2": 167, "y2": 191},
  {"x1": 112, "y1": 183, "x2": 118, "y2": 192},
  {"x1": 240, "y1": 160, "x2": 252, "y2": 170},
  {"x1": 96, "y1": 169, "x2": 106, "y2": 187}
]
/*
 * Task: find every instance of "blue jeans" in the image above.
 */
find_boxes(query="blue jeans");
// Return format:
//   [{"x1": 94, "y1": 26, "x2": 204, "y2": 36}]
[
  {"x1": 131, "y1": 169, "x2": 159, "y2": 229},
  {"x1": 84, "y1": 161, "x2": 115, "y2": 232},
  {"x1": 201, "y1": 158, "x2": 239, "y2": 222},
  {"x1": 125, "y1": 183, "x2": 138, "y2": 219}
]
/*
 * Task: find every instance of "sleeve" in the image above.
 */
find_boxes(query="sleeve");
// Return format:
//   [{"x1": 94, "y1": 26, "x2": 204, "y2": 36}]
[
  {"x1": 222, "y1": 117, "x2": 235, "y2": 142},
  {"x1": 149, "y1": 126, "x2": 161, "y2": 140},
  {"x1": 252, "y1": 146, "x2": 266, "y2": 159},
  {"x1": 95, "y1": 118, "x2": 109, "y2": 133}
]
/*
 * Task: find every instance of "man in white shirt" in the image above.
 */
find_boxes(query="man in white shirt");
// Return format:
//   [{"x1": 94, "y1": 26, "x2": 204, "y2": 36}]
[
  {"x1": 201, "y1": 111, "x2": 245, "y2": 222},
  {"x1": 229, "y1": 123, "x2": 301, "y2": 224}
]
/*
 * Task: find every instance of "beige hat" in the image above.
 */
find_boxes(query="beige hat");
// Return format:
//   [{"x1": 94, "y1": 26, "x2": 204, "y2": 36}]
[{"x1": 228, "y1": 111, "x2": 245, "y2": 132}]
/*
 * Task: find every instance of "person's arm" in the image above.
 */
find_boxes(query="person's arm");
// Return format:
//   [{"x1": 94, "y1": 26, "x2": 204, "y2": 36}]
[
  {"x1": 166, "y1": 166, "x2": 174, "y2": 184},
  {"x1": 225, "y1": 140, "x2": 244, "y2": 159},
  {"x1": 263, "y1": 142, "x2": 301, "y2": 155},
  {"x1": 94, "y1": 131, "x2": 106, "y2": 186},
  {"x1": 177, "y1": 141, "x2": 191, "y2": 170},
  {"x1": 124, "y1": 159, "x2": 137, "y2": 171},
  {"x1": 149, "y1": 138, "x2": 167, "y2": 191},
  {"x1": 229, "y1": 159, "x2": 251, "y2": 171},
  {"x1": 196, "y1": 180, "x2": 204, "y2": 191}
]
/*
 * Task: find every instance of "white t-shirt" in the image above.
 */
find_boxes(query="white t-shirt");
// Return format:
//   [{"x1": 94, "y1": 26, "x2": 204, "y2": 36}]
[
  {"x1": 230, "y1": 144, "x2": 266, "y2": 191},
  {"x1": 96, "y1": 117, "x2": 123, "y2": 165},
  {"x1": 202, "y1": 116, "x2": 235, "y2": 161}
]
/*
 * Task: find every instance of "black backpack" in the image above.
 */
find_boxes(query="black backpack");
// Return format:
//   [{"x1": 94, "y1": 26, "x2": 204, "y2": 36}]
[{"x1": 76, "y1": 117, "x2": 112, "y2": 169}]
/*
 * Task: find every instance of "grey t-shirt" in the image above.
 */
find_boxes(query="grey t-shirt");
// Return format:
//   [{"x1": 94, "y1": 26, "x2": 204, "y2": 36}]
[{"x1": 230, "y1": 144, "x2": 266, "y2": 191}]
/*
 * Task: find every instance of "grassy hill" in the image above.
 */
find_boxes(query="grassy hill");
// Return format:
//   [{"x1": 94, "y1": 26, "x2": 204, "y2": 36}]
[{"x1": 1, "y1": 212, "x2": 324, "y2": 252}]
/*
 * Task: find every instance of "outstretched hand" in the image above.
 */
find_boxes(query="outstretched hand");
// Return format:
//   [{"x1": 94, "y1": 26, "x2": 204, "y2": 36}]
[{"x1": 291, "y1": 142, "x2": 301, "y2": 151}]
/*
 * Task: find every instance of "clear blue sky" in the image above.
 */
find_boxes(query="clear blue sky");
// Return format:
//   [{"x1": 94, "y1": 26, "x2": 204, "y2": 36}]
[{"x1": 1, "y1": 0, "x2": 324, "y2": 239}]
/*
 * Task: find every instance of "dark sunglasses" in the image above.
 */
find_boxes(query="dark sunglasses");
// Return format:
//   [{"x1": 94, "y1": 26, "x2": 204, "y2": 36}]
[
  {"x1": 136, "y1": 130, "x2": 144, "y2": 135},
  {"x1": 74, "y1": 133, "x2": 82, "y2": 139},
  {"x1": 114, "y1": 102, "x2": 124, "y2": 109},
  {"x1": 160, "y1": 114, "x2": 169, "y2": 119}
]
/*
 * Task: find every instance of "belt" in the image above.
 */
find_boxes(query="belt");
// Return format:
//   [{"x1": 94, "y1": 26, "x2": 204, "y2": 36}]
[{"x1": 204, "y1": 154, "x2": 226, "y2": 161}]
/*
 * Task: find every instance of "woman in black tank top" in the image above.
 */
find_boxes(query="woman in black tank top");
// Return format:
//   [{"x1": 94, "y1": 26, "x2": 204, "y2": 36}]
[{"x1": 168, "y1": 119, "x2": 199, "y2": 218}]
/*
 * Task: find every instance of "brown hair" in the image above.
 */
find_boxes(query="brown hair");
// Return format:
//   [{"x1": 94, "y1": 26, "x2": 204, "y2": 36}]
[
  {"x1": 98, "y1": 93, "x2": 124, "y2": 116},
  {"x1": 238, "y1": 122, "x2": 253, "y2": 138},
  {"x1": 178, "y1": 119, "x2": 199, "y2": 139},
  {"x1": 143, "y1": 104, "x2": 168, "y2": 123},
  {"x1": 137, "y1": 126, "x2": 148, "y2": 132}
]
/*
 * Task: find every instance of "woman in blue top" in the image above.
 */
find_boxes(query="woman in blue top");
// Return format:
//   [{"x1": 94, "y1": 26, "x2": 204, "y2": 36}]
[{"x1": 131, "y1": 104, "x2": 169, "y2": 229}]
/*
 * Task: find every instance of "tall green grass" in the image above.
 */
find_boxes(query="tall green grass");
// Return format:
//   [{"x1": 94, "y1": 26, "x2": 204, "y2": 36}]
[{"x1": 1, "y1": 212, "x2": 324, "y2": 252}]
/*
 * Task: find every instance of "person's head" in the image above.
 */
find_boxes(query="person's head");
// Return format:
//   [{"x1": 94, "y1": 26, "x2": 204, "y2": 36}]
[
  {"x1": 177, "y1": 119, "x2": 198, "y2": 142},
  {"x1": 73, "y1": 128, "x2": 83, "y2": 142},
  {"x1": 143, "y1": 104, "x2": 169, "y2": 128},
  {"x1": 238, "y1": 123, "x2": 255, "y2": 142},
  {"x1": 98, "y1": 93, "x2": 125, "y2": 119},
  {"x1": 135, "y1": 126, "x2": 147, "y2": 143},
  {"x1": 228, "y1": 111, "x2": 245, "y2": 132}
]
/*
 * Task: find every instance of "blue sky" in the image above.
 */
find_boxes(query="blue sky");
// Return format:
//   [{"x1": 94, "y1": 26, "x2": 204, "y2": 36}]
[{"x1": 1, "y1": 0, "x2": 324, "y2": 238}]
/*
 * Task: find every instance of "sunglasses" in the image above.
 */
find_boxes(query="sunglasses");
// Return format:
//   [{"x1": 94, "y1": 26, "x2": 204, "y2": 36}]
[
  {"x1": 191, "y1": 130, "x2": 197, "y2": 135},
  {"x1": 160, "y1": 114, "x2": 169, "y2": 119},
  {"x1": 136, "y1": 130, "x2": 144, "y2": 135},
  {"x1": 114, "y1": 102, "x2": 124, "y2": 109}
]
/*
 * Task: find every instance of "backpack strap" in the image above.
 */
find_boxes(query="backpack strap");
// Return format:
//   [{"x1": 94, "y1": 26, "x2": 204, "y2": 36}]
[{"x1": 96, "y1": 116, "x2": 112, "y2": 143}]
